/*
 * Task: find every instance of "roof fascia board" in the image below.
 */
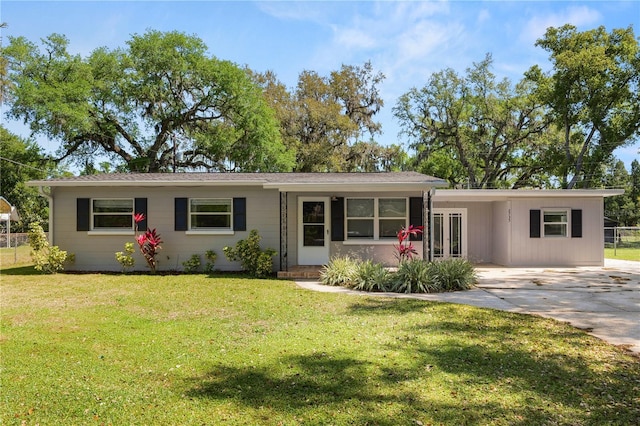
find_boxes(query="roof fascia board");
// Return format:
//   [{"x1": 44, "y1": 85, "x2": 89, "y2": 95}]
[
  {"x1": 26, "y1": 180, "x2": 267, "y2": 188},
  {"x1": 262, "y1": 182, "x2": 446, "y2": 192},
  {"x1": 434, "y1": 189, "x2": 624, "y2": 200}
]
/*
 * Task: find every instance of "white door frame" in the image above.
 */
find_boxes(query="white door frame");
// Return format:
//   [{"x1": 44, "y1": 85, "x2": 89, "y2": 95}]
[
  {"x1": 433, "y1": 208, "x2": 467, "y2": 259},
  {"x1": 297, "y1": 197, "x2": 330, "y2": 265}
]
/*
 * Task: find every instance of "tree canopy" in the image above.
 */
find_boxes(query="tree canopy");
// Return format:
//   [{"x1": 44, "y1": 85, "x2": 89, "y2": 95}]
[
  {"x1": 2, "y1": 30, "x2": 294, "y2": 172},
  {"x1": 0, "y1": 126, "x2": 53, "y2": 231},
  {"x1": 253, "y1": 62, "x2": 390, "y2": 172},
  {"x1": 603, "y1": 159, "x2": 640, "y2": 226},
  {"x1": 394, "y1": 54, "x2": 551, "y2": 188},
  {"x1": 526, "y1": 25, "x2": 640, "y2": 189}
]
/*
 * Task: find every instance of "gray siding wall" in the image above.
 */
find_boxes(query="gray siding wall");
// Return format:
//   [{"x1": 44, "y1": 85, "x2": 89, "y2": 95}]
[
  {"x1": 52, "y1": 186, "x2": 281, "y2": 272},
  {"x1": 491, "y1": 201, "x2": 510, "y2": 265},
  {"x1": 432, "y1": 201, "x2": 493, "y2": 263},
  {"x1": 509, "y1": 197, "x2": 603, "y2": 266}
]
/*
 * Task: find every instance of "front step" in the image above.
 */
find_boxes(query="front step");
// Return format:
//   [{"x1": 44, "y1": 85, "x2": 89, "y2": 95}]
[{"x1": 277, "y1": 265, "x2": 323, "y2": 280}]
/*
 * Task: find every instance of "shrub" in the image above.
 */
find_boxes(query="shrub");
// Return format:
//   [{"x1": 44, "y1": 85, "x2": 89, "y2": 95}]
[
  {"x1": 320, "y1": 256, "x2": 359, "y2": 287},
  {"x1": 182, "y1": 254, "x2": 201, "y2": 273},
  {"x1": 115, "y1": 242, "x2": 135, "y2": 272},
  {"x1": 204, "y1": 250, "x2": 217, "y2": 273},
  {"x1": 351, "y1": 260, "x2": 392, "y2": 292},
  {"x1": 134, "y1": 213, "x2": 162, "y2": 273},
  {"x1": 27, "y1": 222, "x2": 73, "y2": 274},
  {"x1": 429, "y1": 258, "x2": 477, "y2": 292},
  {"x1": 394, "y1": 225, "x2": 424, "y2": 263},
  {"x1": 391, "y1": 260, "x2": 435, "y2": 294},
  {"x1": 223, "y1": 230, "x2": 276, "y2": 277}
]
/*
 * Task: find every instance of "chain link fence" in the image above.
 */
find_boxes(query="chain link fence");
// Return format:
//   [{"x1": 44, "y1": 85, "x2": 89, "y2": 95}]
[
  {"x1": 604, "y1": 227, "x2": 640, "y2": 254},
  {"x1": 0, "y1": 232, "x2": 32, "y2": 248}
]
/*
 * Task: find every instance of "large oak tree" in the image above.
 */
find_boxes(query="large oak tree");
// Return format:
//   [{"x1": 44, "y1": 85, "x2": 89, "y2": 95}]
[
  {"x1": 526, "y1": 25, "x2": 640, "y2": 189},
  {"x1": 253, "y1": 62, "x2": 388, "y2": 172},
  {"x1": 0, "y1": 126, "x2": 54, "y2": 231},
  {"x1": 394, "y1": 54, "x2": 551, "y2": 189},
  {"x1": 2, "y1": 30, "x2": 294, "y2": 172}
]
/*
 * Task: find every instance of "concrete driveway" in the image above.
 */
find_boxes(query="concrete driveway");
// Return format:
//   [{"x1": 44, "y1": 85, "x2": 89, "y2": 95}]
[
  {"x1": 472, "y1": 259, "x2": 639, "y2": 354},
  {"x1": 295, "y1": 259, "x2": 640, "y2": 354}
]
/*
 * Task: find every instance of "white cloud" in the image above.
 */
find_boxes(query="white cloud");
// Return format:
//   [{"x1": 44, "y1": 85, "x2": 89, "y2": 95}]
[
  {"x1": 477, "y1": 9, "x2": 491, "y2": 24},
  {"x1": 520, "y1": 5, "x2": 602, "y2": 44},
  {"x1": 332, "y1": 25, "x2": 378, "y2": 50},
  {"x1": 256, "y1": 2, "x2": 328, "y2": 23}
]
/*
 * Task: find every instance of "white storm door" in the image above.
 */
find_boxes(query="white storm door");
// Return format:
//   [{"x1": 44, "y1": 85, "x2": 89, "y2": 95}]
[
  {"x1": 433, "y1": 209, "x2": 467, "y2": 259},
  {"x1": 298, "y1": 197, "x2": 330, "y2": 265}
]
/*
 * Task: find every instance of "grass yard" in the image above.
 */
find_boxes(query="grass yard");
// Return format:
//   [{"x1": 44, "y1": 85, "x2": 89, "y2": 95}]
[
  {"x1": 1, "y1": 263, "x2": 639, "y2": 425},
  {"x1": 604, "y1": 247, "x2": 640, "y2": 261},
  {"x1": 0, "y1": 245, "x2": 32, "y2": 269},
  {"x1": 605, "y1": 234, "x2": 640, "y2": 262}
]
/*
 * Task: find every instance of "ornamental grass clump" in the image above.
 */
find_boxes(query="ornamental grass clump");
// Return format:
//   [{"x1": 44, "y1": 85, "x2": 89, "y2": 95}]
[
  {"x1": 320, "y1": 256, "x2": 359, "y2": 286},
  {"x1": 429, "y1": 258, "x2": 477, "y2": 291},
  {"x1": 351, "y1": 260, "x2": 392, "y2": 292},
  {"x1": 391, "y1": 259, "x2": 436, "y2": 294}
]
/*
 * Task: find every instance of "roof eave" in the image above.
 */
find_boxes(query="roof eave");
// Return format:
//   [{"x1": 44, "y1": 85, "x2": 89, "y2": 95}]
[
  {"x1": 434, "y1": 189, "x2": 625, "y2": 201},
  {"x1": 26, "y1": 180, "x2": 267, "y2": 188},
  {"x1": 263, "y1": 182, "x2": 448, "y2": 192}
]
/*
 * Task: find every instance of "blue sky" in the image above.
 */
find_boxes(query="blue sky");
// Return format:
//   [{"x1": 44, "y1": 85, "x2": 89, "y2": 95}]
[{"x1": 2, "y1": 0, "x2": 639, "y2": 170}]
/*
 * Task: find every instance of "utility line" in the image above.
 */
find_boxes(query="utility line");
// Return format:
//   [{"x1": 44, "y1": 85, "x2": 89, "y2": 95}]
[{"x1": 0, "y1": 156, "x2": 49, "y2": 173}]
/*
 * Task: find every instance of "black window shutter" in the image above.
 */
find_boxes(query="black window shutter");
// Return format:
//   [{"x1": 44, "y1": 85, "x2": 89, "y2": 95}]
[
  {"x1": 134, "y1": 198, "x2": 148, "y2": 231},
  {"x1": 571, "y1": 209, "x2": 582, "y2": 238},
  {"x1": 331, "y1": 197, "x2": 345, "y2": 241},
  {"x1": 175, "y1": 198, "x2": 188, "y2": 231},
  {"x1": 530, "y1": 209, "x2": 541, "y2": 238},
  {"x1": 77, "y1": 198, "x2": 90, "y2": 231},
  {"x1": 233, "y1": 198, "x2": 246, "y2": 231},
  {"x1": 409, "y1": 197, "x2": 423, "y2": 241}
]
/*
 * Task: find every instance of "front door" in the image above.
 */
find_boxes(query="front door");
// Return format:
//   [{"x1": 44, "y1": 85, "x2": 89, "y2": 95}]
[
  {"x1": 298, "y1": 197, "x2": 330, "y2": 265},
  {"x1": 433, "y1": 208, "x2": 467, "y2": 259}
]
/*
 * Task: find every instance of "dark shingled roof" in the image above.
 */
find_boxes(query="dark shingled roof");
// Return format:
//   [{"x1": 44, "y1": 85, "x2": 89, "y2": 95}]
[{"x1": 31, "y1": 172, "x2": 447, "y2": 186}]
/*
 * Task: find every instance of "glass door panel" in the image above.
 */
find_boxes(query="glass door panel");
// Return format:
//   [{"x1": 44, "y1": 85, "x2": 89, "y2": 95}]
[
  {"x1": 302, "y1": 201, "x2": 325, "y2": 247},
  {"x1": 433, "y1": 209, "x2": 466, "y2": 259},
  {"x1": 433, "y1": 213, "x2": 444, "y2": 258}
]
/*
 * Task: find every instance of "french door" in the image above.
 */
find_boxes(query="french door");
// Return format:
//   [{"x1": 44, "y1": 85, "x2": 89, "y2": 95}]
[
  {"x1": 433, "y1": 209, "x2": 467, "y2": 259},
  {"x1": 297, "y1": 197, "x2": 330, "y2": 265}
]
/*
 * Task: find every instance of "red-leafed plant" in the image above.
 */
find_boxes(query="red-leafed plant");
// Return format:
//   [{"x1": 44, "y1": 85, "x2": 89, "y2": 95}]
[
  {"x1": 134, "y1": 213, "x2": 163, "y2": 273},
  {"x1": 394, "y1": 225, "x2": 424, "y2": 263}
]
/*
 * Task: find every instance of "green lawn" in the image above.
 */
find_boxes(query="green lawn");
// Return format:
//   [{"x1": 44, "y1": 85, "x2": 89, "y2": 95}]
[
  {"x1": 605, "y1": 247, "x2": 640, "y2": 261},
  {"x1": 1, "y1": 263, "x2": 639, "y2": 424},
  {"x1": 0, "y1": 244, "x2": 32, "y2": 268},
  {"x1": 605, "y1": 237, "x2": 640, "y2": 262}
]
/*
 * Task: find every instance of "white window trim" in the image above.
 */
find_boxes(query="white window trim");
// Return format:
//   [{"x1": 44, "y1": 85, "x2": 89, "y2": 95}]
[
  {"x1": 185, "y1": 230, "x2": 235, "y2": 236},
  {"x1": 87, "y1": 231, "x2": 135, "y2": 236},
  {"x1": 342, "y1": 240, "x2": 397, "y2": 246},
  {"x1": 91, "y1": 198, "x2": 134, "y2": 231},
  {"x1": 188, "y1": 198, "x2": 233, "y2": 232},
  {"x1": 345, "y1": 197, "x2": 408, "y2": 241},
  {"x1": 542, "y1": 208, "x2": 570, "y2": 238}
]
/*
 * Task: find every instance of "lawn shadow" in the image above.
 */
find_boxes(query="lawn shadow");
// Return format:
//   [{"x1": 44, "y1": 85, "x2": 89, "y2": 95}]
[
  {"x1": 402, "y1": 317, "x2": 640, "y2": 423},
  {"x1": 346, "y1": 297, "x2": 441, "y2": 315},
  {"x1": 184, "y1": 352, "x2": 533, "y2": 424},
  {"x1": 0, "y1": 265, "x2": 39, "y2": 275}
]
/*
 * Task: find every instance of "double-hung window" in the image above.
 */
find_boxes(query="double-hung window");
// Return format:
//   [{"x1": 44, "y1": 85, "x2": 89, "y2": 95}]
[
  {"x1": 346, "y1": 198, "x2": 407, "y2": 240},
  {"x1": 543, "y1": 209, "x2": 569, "y2": 237},
  {"x1": 92, "y1": 199, "x2": 134, "y2": 230},
  {"x1": 190, "y1": 198, "x2": 232, "y2": 230}
]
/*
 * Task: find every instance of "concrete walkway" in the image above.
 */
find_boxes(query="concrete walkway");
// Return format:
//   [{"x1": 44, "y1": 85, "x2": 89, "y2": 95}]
[{"x1": 296, "y1": 259, "x2": 640, "y2": 354}]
